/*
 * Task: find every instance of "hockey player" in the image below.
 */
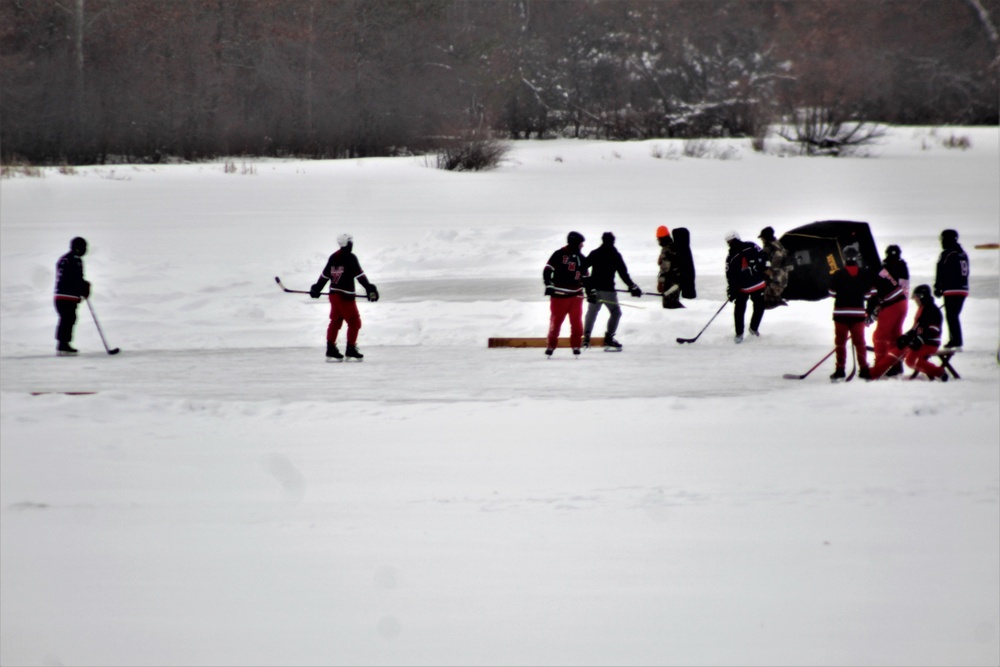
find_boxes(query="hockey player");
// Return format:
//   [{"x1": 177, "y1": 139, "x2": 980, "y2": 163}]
[
  {"x1": 672, "y1": 227, "x2": 697, "y2": 302},
  {"x1": 874, "y1": 284, "x2": 948, "y2": 381},
  {"x1": 583, "y1": 232, "x2": 642, "y2": 351},
  {"x1": 54, "y1": 237, "x2": 91, "y2": 356},
  {"x1": 310, "y1": 233, "x2": 379, "y2": 361},
  {"x1": 724, "y1": 231, "x2": 767, "y2": 343},
  {"x1": 933, "y1": 229, "x2": 969, "y2": 351},
  {"x1": 759, "y1": 226, "x2": 791, "y2": 309},
  {"x1": 543, "y1": 231, "x2": 588, "y2": 357},
  {"x1": 828, "y1": 246, "x2": 874, "y2": 380},
  {"x1": 866, "y1": 245, "x2": 910, "y2": 377}
]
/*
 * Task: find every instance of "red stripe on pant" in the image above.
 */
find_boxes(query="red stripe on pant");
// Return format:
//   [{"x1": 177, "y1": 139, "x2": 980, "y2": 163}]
[
  {"x1": 327, "y1": 293, "x2": 361, "y2": 346},
  {"x1": 548, "y1": 296, "x2": 583, "y2": 349}
]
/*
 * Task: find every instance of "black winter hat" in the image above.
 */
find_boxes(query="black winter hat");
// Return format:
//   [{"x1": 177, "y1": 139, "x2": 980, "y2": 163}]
[
  {"x1": 941, "y1": 229, "x2": 959, "y2": 244},
  {"x1": 913, "y1": 284, "x2": 934, "y2": 303},
  {"x1": 70, "y1": 237, "x2": 88, "y2": 256},
  {"x1": 758, "y1": 226, "x2": 775, "y2": 241},
  {"x1": 567, "y1": 231, "x2": 585, "y2": 247},
  {"x1": 885, "y1": 244, "x2": 901, "y2": 260},
  {"x1": 602, "y1": 232, "x2": 615, "y2": 245}
]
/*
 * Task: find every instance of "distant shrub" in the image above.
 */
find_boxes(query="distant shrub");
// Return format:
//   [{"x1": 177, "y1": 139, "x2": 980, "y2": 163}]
[
  {"x1": 943, "y1": 134, "x2": 971, "y2": 150},
  {"x1": 435, "y1": 137, "x2": 510, "y2": 171}
]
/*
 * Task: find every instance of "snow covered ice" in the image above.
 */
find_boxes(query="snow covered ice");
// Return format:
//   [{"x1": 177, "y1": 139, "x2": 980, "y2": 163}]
[{"x1": 1, "y1": 128, "x2": 998, "y2": 666}]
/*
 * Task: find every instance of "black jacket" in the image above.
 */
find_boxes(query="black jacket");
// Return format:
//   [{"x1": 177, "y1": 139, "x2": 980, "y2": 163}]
[
  {"x1": 543, "y1": 246, "x2": 587, "y2": 297},
  {"x1": 315, "y1": 248, "x2": 372, "y2": 299},
  {"x1": 672, "y1": 227, "x2": 696, "y2": 299},
  {"x1": 54, "y1": 251, "x2": 89, "y2": 301},
  {"x1": 585, "y1": 243, "x2": 636, "y2": 292},
  {"x1": 934, "y1": 244, "x2": 969, "y2": 297}
]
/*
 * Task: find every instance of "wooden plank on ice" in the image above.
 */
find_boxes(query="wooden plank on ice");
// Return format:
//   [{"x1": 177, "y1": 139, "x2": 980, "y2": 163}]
[{"x1": 488, "y1": 337, "x2": 572, "y2": 348}]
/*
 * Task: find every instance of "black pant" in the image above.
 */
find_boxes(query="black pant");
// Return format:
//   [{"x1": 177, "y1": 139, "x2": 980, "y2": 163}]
[
  {"x1": 54, "y1": 299, "x2": 79, "y2": 344},
  {"x1": 733, "y1": 291, "x2": 764, "y2": 336},
  {"x1": 943, "y1": 294, "x2": 966, "y2": 346}
]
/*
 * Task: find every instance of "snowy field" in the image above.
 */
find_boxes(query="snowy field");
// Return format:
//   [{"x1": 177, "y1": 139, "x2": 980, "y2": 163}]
[{"x1": 1, "y1": 128, "x2": 998, "y2": 666}]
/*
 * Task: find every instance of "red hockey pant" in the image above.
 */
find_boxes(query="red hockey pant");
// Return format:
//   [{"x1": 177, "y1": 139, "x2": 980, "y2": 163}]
[
  {"x1": 548, "y1": 296, "x2": 584, "y2": 349},
  {"x1": 904, "y1": 344, "x2": 945, "y2": 379},
  {"x1": 834, "y1": 320, "x2": 868, "y2": 370},
  {"x1": 327, "y1": 293, "x2": 361, "y2": 346},
  {"x1": 872, "y1": 299, "x2": 907, "y2": 367}
]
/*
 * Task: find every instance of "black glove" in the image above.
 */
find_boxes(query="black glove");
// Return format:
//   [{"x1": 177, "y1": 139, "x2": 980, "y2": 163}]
[
  {"x1": 81, "y1": 281, "x2": 91, "y2": 299},
  {"x1": 309, "y1": 283, "x2": 323, "y2": 299},
  {"x1": 727, "y1": 289, "x2": 735, "y2": 302},
  {"x1": 896, "y1": 334, "x2": 911, "y2": 350},
  {"x1": 544, "y1": 285, "x2": 555, "y2": 297},
  {"x1": 934, "y1": 288, "x2": 943, "y2": 297},
  {"x1": 586, "y1": 290, "x2": 597, "y2": 304},
  {"x1": 908, "y1": 334, "x2": 924, "y2": 351},
  {"x1": 366, "y1": 284, "x2": 379, "y2": 302},
  {"x1": 629, "y1": 285, "x2": 642, "y2": 298}
]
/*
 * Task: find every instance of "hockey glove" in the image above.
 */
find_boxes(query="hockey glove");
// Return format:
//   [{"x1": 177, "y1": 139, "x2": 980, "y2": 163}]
[
  {"x1": 586, "y1": 290, "x2": 597, "y2": 304},
  {"x1": 629, "y1": 284, "x2": 643, "y2": 298},
  {"x1": 544, "y1": 285, "x2": 555, "y2": 297},
  {"x1": 934, "y1": 287, "x2": 943, "y2": 297},
  {"x1": 309, "y1": 283, "x2": 323, "y2": 299},
  {"x1": 366, "y1": 284, "x2": 379, "y2": 302},
  {"x1": 896, "y1": 334, "x2": 911, "y2": 350},
  {"x1": 908, "y1": 334, "x2": 924, "y2": 351},
  {"x1": 82, "y1": 281, "x2": 91, "y2": 299}
]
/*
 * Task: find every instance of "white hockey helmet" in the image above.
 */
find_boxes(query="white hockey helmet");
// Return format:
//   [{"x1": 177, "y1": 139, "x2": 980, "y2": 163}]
[
  {"x1": 337, "y1": 233, "x2": 353, "y2": 248},
  {"x1": 724, "y1": 230, "x2": 740, "y2": 242}
]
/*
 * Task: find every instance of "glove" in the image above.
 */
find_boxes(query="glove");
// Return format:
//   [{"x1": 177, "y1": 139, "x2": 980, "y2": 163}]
[
  {"x1": 727, "y1": 289, "x2": 735, "y2": 302},
  {"x1": 896, "y1": 334, "x2": 911, "y2": 350},
  {"x1": 366, "y1": 284, "x2": 379, "y2": 302},
  {"x1": 81, "y1": 281, "x2": 91, "y2": 299},
  {"x1": 309, "y1": 283, "x2": 323, "y2": 299},
  {"x1": 544, "y1": 285, "x2": 555, "y2": 297},
  {"x1": 908, "y1": 334, "x2": 924, "y2": 351},
  {"x1": 629, "y1": 285, "x2": 642, "y2": 298},
  {"x1": 934, "y1": 288, "x2": 943, "y2": 297},
  {"x1": 586, "y1": 290, "x2": 597, "y2": 304}
]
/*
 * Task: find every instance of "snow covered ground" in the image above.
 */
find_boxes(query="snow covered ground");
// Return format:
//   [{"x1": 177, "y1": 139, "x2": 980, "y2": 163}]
[{"x1": 1, "y1": 127, "x2": 998, "y2": 666}]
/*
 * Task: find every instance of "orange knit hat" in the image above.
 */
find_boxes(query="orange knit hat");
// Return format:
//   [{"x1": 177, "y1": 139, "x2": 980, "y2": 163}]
[{"x1": 656, "y1": 225, "x2": 670, "y2": 239}]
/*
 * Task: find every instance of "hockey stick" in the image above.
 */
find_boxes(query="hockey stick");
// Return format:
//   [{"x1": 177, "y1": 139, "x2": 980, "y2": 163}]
[
  {"x1": 598, "y1": 299, "x2": 645, "y2": 309},
  {"x1": 782, "y1": 348, "x2": 836, "y2": 380},
  {"x1": 676, "y1": 300, "x2": 729, "y2": 344},
  {"x1": 615, "y1": 285, "x2": 679, "y2": 298},
  {"x1": 85, "y1": 298, "x2": 120, "y2": 355},
  {"x1": 274, "y1": 276, "x2": 365, "y2": 298}
]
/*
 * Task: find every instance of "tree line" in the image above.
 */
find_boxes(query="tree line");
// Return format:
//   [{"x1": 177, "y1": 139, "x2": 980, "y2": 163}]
[{"x1": 2, "y1": 0, "x2": 997, "y2": 165}]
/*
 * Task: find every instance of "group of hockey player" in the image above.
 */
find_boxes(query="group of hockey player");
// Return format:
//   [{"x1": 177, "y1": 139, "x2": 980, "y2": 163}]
[
  {"x1": 540, "y1": 225, "x2": 969, "y2": 382},
  {"x1": 53, "y1": 225, "x2": 969, "y2": 381}
]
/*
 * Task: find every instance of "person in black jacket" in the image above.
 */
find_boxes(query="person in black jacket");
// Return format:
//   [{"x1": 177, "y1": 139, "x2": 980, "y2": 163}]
[
  {"x1": 53, "y1": 237, "x2": 91, "y2": 355},
  {"x1": 672, "y1": 227, "x2": 697, "y2": 302},
  {"x1": 724, "y1": 231, "x2": 767, "y2": 343},
  {"x1": 933, "y1": 229, "x2": 969, "y2": 350},
  {"x1": 543, "y1": 231, "x2": 589, "y2": 357},
  {"x1": 892, "y1": 284, "x2": 948, "y2": 381},
  {"x1": 310, "y1": 233, "x2": 378, "y2": 361},
  {"x1": 827, "y1": 246, "x2": 875, "y2": 380},
  {"x1": 866, "y1": 245, "x2": 910, "y2": 377},
  {"x1": 583, "y1": 232, "x2": 641, "y2": 350}
]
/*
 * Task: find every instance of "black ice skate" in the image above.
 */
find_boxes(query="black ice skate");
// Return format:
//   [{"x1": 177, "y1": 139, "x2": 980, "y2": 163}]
[
  {"x1": 603, "y1": 335, "x2": 623, "y2": 352},
  {"x1": 345, "y1": 344, "x2": 364, "y2": 361},
  {"x1": 326, "y1": 342, "x2": 344, "y2": 362}
]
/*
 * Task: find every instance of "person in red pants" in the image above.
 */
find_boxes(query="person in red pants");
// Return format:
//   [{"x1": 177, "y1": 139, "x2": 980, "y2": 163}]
[
  {"x1": 866, "y1": 245, "x2": 910, "y2": 377},
  {"x1": 828, "y1": 246, "x2": 875, "y2": 381},
  {"x1": 543, "y1": 231, "x2": 588, "y2": 357},
  {"x1": 874, "y1": 284, "x2": 948, "y2": 381},
  {"x1": 310, "y1": 233, "x2": 379, "y2": 361}
]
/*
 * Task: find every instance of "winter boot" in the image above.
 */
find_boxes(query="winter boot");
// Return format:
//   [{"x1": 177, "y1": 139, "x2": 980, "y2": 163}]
[
  {"x1": 326, "y1": 342, "x2": 344, "y2": 361},
  {"x1": 830, "y1": 368, "x2": 846, "y2": 381},
  {"x1": 345, "y1": 344, "x2": 364, "y2": 361},
  {"x1": 603, "y1": 335, "x2": 623, "y2": 351},
  {"x1": 734, "y1": 334, "x2": 744, "y2": 344}
]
